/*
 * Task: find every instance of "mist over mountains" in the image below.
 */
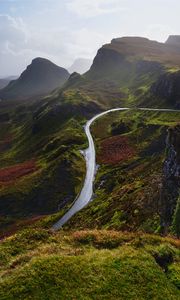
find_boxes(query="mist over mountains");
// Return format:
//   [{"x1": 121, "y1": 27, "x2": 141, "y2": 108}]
[
  {"x1": 68, "y1": 58, "x2": 92, "y2": 74},
  {"x1": 1, "y1": 35, "x2": 180, "y2": 105},
  {"x1": 0, "y1": 76, "x2": 18, "y2": 89}
]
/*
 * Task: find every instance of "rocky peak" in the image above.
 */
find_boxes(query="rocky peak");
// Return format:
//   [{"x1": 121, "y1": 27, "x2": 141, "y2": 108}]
[
  {"x1": 22, "y1": 57, "x2": 68, "y2": 78},
  {"x1": 32, "y1": 57, "x2": 48, "y2": 64}
]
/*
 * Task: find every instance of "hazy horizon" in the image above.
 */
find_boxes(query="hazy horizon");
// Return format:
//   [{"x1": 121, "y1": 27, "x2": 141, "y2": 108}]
[{"x1": 0, "y1": 0, "x2": 180, "y2": 77}]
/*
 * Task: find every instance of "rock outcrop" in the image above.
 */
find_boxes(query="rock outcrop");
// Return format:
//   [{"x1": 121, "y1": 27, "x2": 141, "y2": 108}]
[
  {"x1": 150, "y1": 71, "x2": 180, "y2": 108},
  {"x1": 160, "y1": 125, "x2": 180, "y2": 232}
]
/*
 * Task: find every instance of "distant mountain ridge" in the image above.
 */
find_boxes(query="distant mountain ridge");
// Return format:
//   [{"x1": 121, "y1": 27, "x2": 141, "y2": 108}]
[
  {"x1": 0, "y1": 76, "x2": 18, "y2": 89},
  {"x1": 0, "y1": 57, "x2": 69, "y2": 100}
]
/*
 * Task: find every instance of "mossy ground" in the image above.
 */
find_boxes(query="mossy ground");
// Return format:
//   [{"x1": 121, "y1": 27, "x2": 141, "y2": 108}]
[{"x1": 0, "y1": 228, "x2": 180, "y2": 299}]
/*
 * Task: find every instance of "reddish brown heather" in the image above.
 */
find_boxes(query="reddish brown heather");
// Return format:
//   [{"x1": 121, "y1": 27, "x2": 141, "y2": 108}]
[
  {"x1": 0, "y1": 215, "x2": 46, "y2": 240},
  {"x1": 97, "y1": 136, "x2": 136, "y2": 164},
  {"x1": 0, "y1": 160, "x2": 38, "y2": 185}
]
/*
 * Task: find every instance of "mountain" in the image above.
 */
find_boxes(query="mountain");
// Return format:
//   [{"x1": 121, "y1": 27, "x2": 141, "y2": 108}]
[
  {"x1": 88, "y1": 36, "x2": 180, "y2": 76},
  {"x1": 91, "y1": 36, "x2": 180, "y2": 81},
  {"x1": 0, "y1": 76, "x2": 18, "y2": 89},
  {"x1": 0, "y1": 58, "x2": 69, "y2": 100},
  {"x1": 68, "y1": 58, "x2": 92, "y2": 74},
  {"x1": 62, "y1": 36, "x2": 180, "y2": 108}
]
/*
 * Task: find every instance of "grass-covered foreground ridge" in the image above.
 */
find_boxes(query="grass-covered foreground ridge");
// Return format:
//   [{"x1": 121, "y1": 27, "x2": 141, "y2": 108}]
[{"x1": 0, "y1": 228, "x2": 180, "y2": 299}]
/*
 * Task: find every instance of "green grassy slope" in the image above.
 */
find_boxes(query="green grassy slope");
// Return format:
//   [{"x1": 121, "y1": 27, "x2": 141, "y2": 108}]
[
  {"x1": 0, "y1": 90, "x2": 101, "y2": 236},
  {"x1": 65, "y1": 110, "x2": 180, "y2": 234},
  {"x1": 0, "y1": 228, "x2": 180, "y2": 299}
]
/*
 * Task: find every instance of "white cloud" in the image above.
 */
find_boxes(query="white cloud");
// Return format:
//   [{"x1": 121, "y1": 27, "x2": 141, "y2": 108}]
[
  {"x1": 0, "y1": 5, "x2": 123, "y2": 77},
  {"x1": 65, "y1": 28, "x2": 108, "y2": 57},
  {"x1": 0, "y1": 14, "x2": 27, "y2": 47},
  {"x1": 144, "y1": 24, "x2": 175, "y2": 42},
  {"x1": 0, "y1": 15, "x2": 56, "y2": 76},
  {"x1": 0, "y1": 14, "x2": 109, "y2": 76},
  {"x1": 67, "y1": 0, "x2": 126, "y2": 18}
]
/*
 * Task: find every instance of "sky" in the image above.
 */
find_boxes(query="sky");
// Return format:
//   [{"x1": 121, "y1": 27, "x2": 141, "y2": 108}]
[{"x1": 0, "y1": 0, "x2": 180, "y2": 77}]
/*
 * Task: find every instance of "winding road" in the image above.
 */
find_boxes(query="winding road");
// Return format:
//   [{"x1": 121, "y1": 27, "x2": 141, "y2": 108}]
[{"x1": 52, "y1": 107, "x2": 179, "y2": 230}]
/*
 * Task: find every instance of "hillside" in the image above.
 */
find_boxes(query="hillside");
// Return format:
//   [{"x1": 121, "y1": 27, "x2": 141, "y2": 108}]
[
  {"x1": 0, "y1": 84, "x2": 102, "y2": 237},
  {"x1": 0, "y1": 58, "x2": 69, "y2": 100},
  {"x1": 62, "y1": 109, "x2": 180, "y2": 236}
]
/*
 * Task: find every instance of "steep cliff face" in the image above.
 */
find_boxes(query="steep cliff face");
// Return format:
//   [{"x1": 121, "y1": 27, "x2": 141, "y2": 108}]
[
  {"x1": 161, "y1": 125, "x2": 180, "y2": 232},
  {"x1": 150, "y1": 71, "x2": 180, "y2": 107},
  {"x1": 87, "y1": 47, "x2": 130, "y2": 79}
]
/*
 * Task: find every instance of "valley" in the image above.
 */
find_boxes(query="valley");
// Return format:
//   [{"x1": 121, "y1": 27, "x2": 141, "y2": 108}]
[
  {"x1": 53, "y1": 107, "x2": 180, "y2": 232},
  {"x1": 1, "y1": 34, "x2": 180, "y2": 299},
  {"x1": 58, "y1": 109, "x2": 180, "y2": 236}
]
